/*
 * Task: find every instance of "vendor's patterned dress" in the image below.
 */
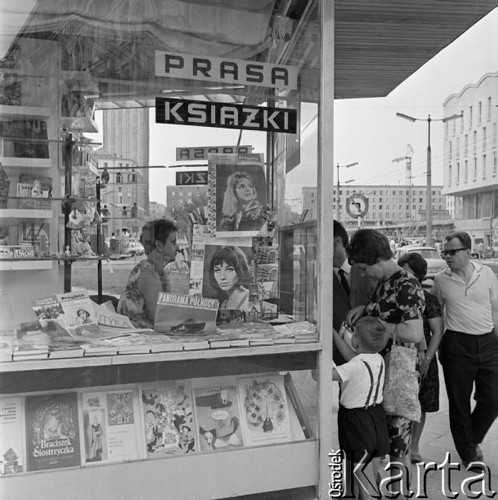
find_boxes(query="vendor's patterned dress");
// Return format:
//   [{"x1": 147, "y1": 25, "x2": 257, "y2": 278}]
[
  {"x1": 419, "y1": 291, "x2": 441, "y2": 413},
  {"x1": 117, "y1": 260, "x2": 169, "y2": 329},
  {"x1": 365, "y1": 269, "x2": 425, "y2": 458}
]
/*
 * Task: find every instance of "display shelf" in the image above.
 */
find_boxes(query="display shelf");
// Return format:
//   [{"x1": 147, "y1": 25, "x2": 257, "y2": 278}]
[
  {"x1": 0, "y1": 343, "x2": 322, "y2": 373},
  {"x1": 0, "y1": 105, "x2": 51, "y2": 118},
  {"x1": 0, "y1": 208, "x2": 53, "y2": 219},
  {"x1": 0, "y1": 157, "x2": 52, "y2": 168},
  {"x1": 1, "y1": 440, "x2": 318, "y2": 500},
  {"x1": 0, "y1": 260, "x2": 54, "y2": 271}
]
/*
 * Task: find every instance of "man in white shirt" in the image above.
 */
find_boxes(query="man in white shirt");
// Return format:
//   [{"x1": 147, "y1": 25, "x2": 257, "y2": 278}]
[{"x1": 431, "y1": 231, "x2": 498, "y2": 469}]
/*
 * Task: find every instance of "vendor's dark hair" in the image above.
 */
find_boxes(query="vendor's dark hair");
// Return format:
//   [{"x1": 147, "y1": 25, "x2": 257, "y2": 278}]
[
  {"x1": 140, "y1": 219, "x2": 177, "y2": 254},
  {"x1": 347, "y1": 229, "x2": 393, "y2": 265},
  {"x1": 397, "y1": 252, "x2": 427, "y2": 282}
]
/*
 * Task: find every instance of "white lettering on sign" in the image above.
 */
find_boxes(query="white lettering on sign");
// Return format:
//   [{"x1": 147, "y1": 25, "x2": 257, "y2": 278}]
[
  {"x1": 155, "y1": 51, "x2": 298, "y2": 90},
  {"x1": 175, "y1": 146, "x2": 252, "y2": 161},
  {"x1": 157, "y1": 98, "x2": 297, "y2": 134}
]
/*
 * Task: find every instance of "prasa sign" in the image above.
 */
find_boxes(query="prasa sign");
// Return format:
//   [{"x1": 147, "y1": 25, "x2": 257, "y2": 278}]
[
  {"x1": 176, "y1": 145, "x2": 252, "y2": 161},
  {"x1": 156, "y1": 97, "x2": 297, "y2": 134},
  {"x1": 155, "y1": 51, "x2": 298, "y2": 90}
]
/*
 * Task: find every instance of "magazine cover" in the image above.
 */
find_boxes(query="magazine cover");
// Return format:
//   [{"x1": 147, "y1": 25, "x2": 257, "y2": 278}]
[
  {"x1": 19, "y1": 221, "x2": 50, "y2": 255},
  {"x1": 194, "y1": 386, "x2": 244, "y2": 453},
  {"x1": 0, "y1": 396, "x2": 25, "y2": 475},
  {"x1": 141, "y1": 381, "x2": 196, "y2": 457},
  {"x1": 81, "y1": 389, "x2": 141, "y2": 464},
  {"x1": 201, "y1": 243, "x2": 257, "y2": 313},
  {"x1": 208, "y1": 153, "x2": 267, "y2": 238},
  {"x1": 17, "y1": 173, "x2": 52, "y2": 209},
  {"x1": 56, "y1": 290, "x2": 98, "y2": 335},
  {"x1": 0, "y1": 119, "x2": 49, "y2": 158},
  {"x1": 154, "y1": 292, "x2": 218, "y2": 334},
  {"x1": 237, "y1": 374, "x2": 292, "y2": 447},
  {"x1": 25, "y1": 392, "x2": 80, "y2": 471}
]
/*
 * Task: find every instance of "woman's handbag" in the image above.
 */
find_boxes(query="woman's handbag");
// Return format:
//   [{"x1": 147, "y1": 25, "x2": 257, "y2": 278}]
[{"x1": 382, "y1": 331, "x2": 421, "y2": 422}]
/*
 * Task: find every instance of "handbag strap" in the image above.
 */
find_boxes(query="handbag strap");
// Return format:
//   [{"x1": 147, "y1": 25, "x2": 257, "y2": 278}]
[{"x1": 362, "y1": 360, "x2": 384, "y2": 408}]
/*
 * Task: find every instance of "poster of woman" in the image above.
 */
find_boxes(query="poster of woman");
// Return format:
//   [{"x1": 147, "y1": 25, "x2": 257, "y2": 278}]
[
  {"x1": 202, "y1": 244, "x2": 256, "y2": 311},
  {"x1": 210, "y1": 154, "x2": 267, "y2": 237}
]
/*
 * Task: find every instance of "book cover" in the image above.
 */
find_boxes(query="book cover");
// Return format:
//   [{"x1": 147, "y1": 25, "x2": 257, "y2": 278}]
[
  {"x1": 154, "y1": 292, "x2": 218, "y2": 335},
  {"x1": 141, "y1": 381, "x2": 196, "y2": 457},
  {"x1": 81, "y1": 389, "x2": 141, "y2": 464},
  {"x1": 19, "y1": 221, "x2": 50, "y2": 256},
  {"x1": 25, "y1": 392, "x2": 81, "y2": 471},
  {"x1": 194, "y1": 386, "x2": 244, "y2": 453},
  {"x1": 17, "y1": 173, "x2": 52, "y2": 209},
  {"x1": 0, "y1": 119, "x2": 49, "y2": 158},
  {"x1": 237, "y1": 374, "x2": 292, "y2": 447},
  {"x1": 0, "y1": 396, "x2": 25, "y2": 475}
]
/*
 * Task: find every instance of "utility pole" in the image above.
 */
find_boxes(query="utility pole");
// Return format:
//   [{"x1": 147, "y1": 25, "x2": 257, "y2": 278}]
[
  {"x1": 393, "y1": 144, "x2": 414, "y2": 223},
  {"x1": 335, "y1": 162, "x2": 358, "y2": 221}
]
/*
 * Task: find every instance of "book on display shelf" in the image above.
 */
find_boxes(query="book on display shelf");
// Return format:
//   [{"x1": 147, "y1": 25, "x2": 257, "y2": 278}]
[
  {"x1": 25, "y1": 392, "x2": 81, "y2": 472},
  {"x1": 80, "y1": 389, "x2": 142, "y2": 464},
  {"x1": 194, "y1": 385, "x2": 244, "y2": 453},
  {"x1": 0, "y1": 396, "x2": 25, "y2": 475},
  {"x1": 140, "y1": 381, "x2": 197, "y2": 457},
  {"x1": 237, "y1": 374, "x2": 292, "y2": 447}
]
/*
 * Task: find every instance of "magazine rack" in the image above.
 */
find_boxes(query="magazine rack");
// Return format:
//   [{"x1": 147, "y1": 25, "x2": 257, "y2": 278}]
[{"x1": 0, "y1": 344, "x2": 322, "y2": 499}]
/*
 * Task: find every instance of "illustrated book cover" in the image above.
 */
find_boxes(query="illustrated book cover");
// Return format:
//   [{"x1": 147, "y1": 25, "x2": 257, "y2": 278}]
[
  {"x1": 0, "y1": 396, "x2": 25, "y2": 475},
  {"x1": 140, "y1": 381, "x2": 197, "y2": 457},
  {"x1": 17, "y1": 173, "x2": 52, "y2": 209},
  {"x1": 154, "y1": 292, "x2": 218, "y2": 335},
  {"x1": 25, "y1": 392, "x2": 81, "y2": 471},
  {"x1": 237, "y1": 374, "x2": 292, "y2": 447},
  {"x1": 81, "y1": 389, "x2": 141, "y2": 464},
  {"x1": 194, "y1": 386, "x2": 244, "y2": 453}
]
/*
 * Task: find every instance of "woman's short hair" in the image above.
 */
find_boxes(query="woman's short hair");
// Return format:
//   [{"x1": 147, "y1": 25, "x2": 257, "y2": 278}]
[
  {"x1": 445, "y1": 231, "x2": 471, "y2": 250},
  {"x1": 347, "y1": 229, "x2": 393, "y2": 265},
  {"x1": 222, "y1": 171, "x2": 257, "y2": 216},
  {"x1": 397, "y1": 252, "x2": 427, "y2": 282},
  {"x1": 209, "y1": 246, "x2": 251, "y2": 292},
  {"x1": 140, "y1": 219, "x2": 177, "y2": 254},
  {"x1": 354, "y1": 316, "x2": 389, "y2": 353}
]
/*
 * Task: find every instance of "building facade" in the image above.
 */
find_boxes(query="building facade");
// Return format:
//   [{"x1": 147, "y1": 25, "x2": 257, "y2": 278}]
[{"x1": 443, "y1": 72, "x2": 498, "y2": 249}]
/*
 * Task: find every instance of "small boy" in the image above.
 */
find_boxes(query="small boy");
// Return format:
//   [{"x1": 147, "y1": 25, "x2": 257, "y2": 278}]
[{"x1": 333, "y1": 316, "x2": 390, "y2": 500}]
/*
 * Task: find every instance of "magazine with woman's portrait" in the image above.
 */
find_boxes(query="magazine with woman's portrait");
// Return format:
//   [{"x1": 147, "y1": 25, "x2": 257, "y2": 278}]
[
  {"x1": 202, "y1": 243, "x2": 257, "y2": 312},
  {"x1": 209, "y1": 154, "x2": 267, "y2": 238}
]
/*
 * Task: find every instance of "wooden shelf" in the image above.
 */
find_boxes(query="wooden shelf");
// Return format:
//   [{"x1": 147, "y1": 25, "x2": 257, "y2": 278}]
[
  {"x1": 0, "y1": 208, "x2": 53, "y2": 219},
  {"x1": 0, "y1": 440, "x2": 317, "y2": 499},
  {"x1": 0, "y1": 343, "x2": 322, "y2": 373},
  {"x1": 0, "y1": 260, "x2": 54, "y2": 271},
  {"x1": 0, "y1": 157, "x2": 52, "y2": 168},
  {"x1": 0, "y1": 105, "x2": 51, "y2": 117}
]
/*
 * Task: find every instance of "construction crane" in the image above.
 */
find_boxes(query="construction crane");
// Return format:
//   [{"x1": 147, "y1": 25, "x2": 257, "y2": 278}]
[{"x1": 393, "y1": 145, "x2": 414, "y2": 226}]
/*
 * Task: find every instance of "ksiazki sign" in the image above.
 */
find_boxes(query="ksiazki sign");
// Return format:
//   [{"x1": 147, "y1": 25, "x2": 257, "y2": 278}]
[
  {"x1": 176, "y1": 145, "x2": 252, "y2": 161},
  {"x1": 155, "y1": 51, "x2": 298, "y2": 90},
  {"x1": 176, "y1": 171, "x2": 208, "y2": 186},
  {"x1": 156, "y1": 97, "x2": 297, "y2": 134}
]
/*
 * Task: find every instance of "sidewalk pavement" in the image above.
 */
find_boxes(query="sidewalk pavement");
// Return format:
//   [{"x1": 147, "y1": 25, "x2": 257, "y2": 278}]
[{"x1": 331, "y1": 363, "x2": 498, "y2": 498}]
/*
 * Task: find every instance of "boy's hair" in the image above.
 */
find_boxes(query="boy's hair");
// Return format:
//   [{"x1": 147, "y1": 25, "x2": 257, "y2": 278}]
[{"x1": 354, "y1": 316, "x2": 389, "y2": 353}]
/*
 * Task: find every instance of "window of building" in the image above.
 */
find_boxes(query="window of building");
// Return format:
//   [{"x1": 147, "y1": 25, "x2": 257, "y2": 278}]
[
  {"x1": 464, "y1": 134, "x2": 468, "y2": 156},
  {"x1": 464, "y1": 160, "x2": 468, "y2": 182},
  {"x1": 448, "y1": 165, "x2": 452, "y2": 186},
  {"x1": 460, "y1": 110, "x2": 464, "y2": 133},
  {"x1": 488, "y1": 97, "x2": 492, "y2": 121},
  {"x1": 456, "y1": 162, "x2": 460, "y2": 184},
  {"x1": 469, "y1": 105, "x2": 473, "y2": 129},
  {"x1": 478, "y1": 101, "x2": 482, "y2": 125},
  {"x1": 494, "y1": 123, "x2": 497, "y2": 147},
  {"x1": 118, "y1": 186, "x2": 123, "y2": 204},
  {"x1": 494, "y1": 152, "x2": 497, "y2": 176},
  {"x1": 474, "y1": 157, "x2": 478, "y2": 179},
  {"x1": 449, "y1": 140, "x2": 452, "y2": 160},
  {"x1": 483, "y1": 154, "x2": 487, "y2": 179},
  {"x1": 456, "y1": 137, "x2": 460, "y2": 157},
  {"x1": 483, "y1": 127, "x2": 487, "y2": 150},
  {"x1": 473, "y1": 131, "x2": 477, "y2": 153}
]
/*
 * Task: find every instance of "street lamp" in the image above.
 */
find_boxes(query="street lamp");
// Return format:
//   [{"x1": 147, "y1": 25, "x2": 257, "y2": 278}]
[
  {"x1": 396, "y1": 112, "x2": 461, "y2": 246},
  {"x1": 336, "y1": 162, "x2": 358, "y2": 221}
]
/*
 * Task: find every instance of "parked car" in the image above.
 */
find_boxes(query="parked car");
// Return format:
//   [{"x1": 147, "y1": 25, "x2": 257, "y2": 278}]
[
  {"x1": 481, "y1": 260, "x2": 498, "y2": 279},
  {"x1": 394, "y1": 245, "x2": 447, "y2": 281},
  {"x1": 125, "y1": 238, "x2": 145, "y2": 256}
]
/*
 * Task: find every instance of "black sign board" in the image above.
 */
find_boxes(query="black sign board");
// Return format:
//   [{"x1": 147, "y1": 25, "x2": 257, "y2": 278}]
[
  {"x1": 156, "y1": 97, "x2": 297, "y2": 134},
  {"x1": 176, "y1": 170, "x2": 208, "y2": 185}
]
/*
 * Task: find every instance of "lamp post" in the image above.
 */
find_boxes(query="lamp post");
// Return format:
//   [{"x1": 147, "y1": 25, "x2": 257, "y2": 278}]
[
  {"x1": 336, "y1": 162, "x2": 358, "y2": 221},
  {"x1": 396, "y1": 112, "x2": 461, "y2": 247}
]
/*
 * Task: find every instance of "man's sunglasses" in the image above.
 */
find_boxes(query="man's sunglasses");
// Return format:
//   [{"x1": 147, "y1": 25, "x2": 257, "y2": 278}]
[{"x1": 441, "y1": 248, "x2": 467, "y2": 257}]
